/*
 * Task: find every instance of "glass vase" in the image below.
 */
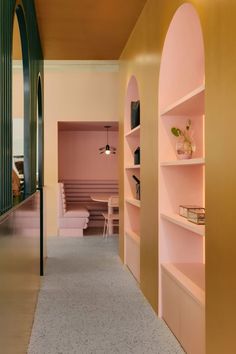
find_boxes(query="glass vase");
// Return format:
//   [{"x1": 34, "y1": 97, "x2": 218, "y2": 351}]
[{"x1": 175, "y1": 139, "x2": 195, "y2": 160}]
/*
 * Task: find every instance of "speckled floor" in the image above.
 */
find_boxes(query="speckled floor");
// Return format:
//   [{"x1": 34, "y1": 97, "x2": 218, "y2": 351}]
[{"x1": 28, "y1": 236, "x2": 184, "y2": 354}]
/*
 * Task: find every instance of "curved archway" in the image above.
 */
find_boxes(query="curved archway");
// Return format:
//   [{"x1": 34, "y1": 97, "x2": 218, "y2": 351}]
[{"x1": 158, "y1": 4, "x2": 205, "y2": 353}]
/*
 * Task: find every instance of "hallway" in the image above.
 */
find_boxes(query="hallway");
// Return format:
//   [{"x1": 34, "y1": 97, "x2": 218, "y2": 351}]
[{"x1": 28, "y1": 236, "x2": 184, "y2": 354}]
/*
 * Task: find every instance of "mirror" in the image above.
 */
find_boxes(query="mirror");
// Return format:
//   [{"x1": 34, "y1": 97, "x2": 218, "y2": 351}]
[{"x1": 12, "y1": 10, "x2": 24, "y2": 203}]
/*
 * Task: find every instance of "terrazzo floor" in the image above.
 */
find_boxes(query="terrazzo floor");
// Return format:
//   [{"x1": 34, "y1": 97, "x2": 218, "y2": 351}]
[{"x1": 28, "y1": 236, "x2": 184, "y2": 354}]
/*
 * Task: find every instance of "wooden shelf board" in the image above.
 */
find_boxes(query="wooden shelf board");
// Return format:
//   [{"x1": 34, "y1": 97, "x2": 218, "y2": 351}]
[
  {"x1": 125, "y1": 198, "x2": 141, "y2": 208},
  {"x1": 160, "y1": 212, "x2": 205, "y2": 236},
  {"x1": 160, "y1": 84, "x2": 205, "y2": 116},
  {"x1": 125, "y1": 125, "x2": 140, "y2": 137},
  {"x1": 160, "y1": 157, "x2": 205, "y2": 166},
  {"x1": 125, "y1": 164, "x2": 140, "y2": 169},
  {"x1": 125, "y1": 229, "x2": 140, "y2": 245},
  {"x1": 161, "y1": 263, "x2": 205, "y2": 306}
]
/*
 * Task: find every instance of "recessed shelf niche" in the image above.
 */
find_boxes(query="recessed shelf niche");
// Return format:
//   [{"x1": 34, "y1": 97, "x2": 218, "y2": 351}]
[
  {"x1": 158, "y1": 4, "x2": 205, "y2": 354},
  {"x1": 124, "y1": 76, "x2": 141, "y2": 282}
]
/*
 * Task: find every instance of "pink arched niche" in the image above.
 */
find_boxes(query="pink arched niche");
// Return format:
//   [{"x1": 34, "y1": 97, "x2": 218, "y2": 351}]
[
  {"x1": 159, "y1": 3, "x2": 205, "y2": 112},
  {"x1": 124, "y1": 75, "x2": 141, "y2": 282},
  {"x1": 158, "y1": 4, "x2": 205, "y2": 353}
]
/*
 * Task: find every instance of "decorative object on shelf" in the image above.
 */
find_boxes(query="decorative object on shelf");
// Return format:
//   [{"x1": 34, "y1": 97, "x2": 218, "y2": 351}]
[
  {"x1": 131, "y1": 100, "x2": 140, "y2": 129},
  {"x1": 99, "y1": 125, "x2": 116, "y2": 155},
  {"x1": 132, "y1": 175, "x2": 140, "y2": 200},
  {"x1": 179, "y1": 204, "x2": 201, "y2": 218},
  {"x1": 187, "y1": 208, "x2": 205, "y2": 225},
  {"x1": 171, "y1": 119, "x2": 196, "y2": 159},
  {"x1": 134, "y1": 147, "x2": 140, "y2": 165}
]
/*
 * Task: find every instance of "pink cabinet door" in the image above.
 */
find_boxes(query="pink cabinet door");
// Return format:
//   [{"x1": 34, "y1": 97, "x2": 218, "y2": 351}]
[
  {"x1": 162, "y1": 268, "x2": 205, "y2": 354},
  {"x1": 125, "y1": 234, "x2": 140, "y2": 282},
  {"x1": 180, "y1": 291, "x2": 205, "y2": 354},
  {"x1": 162, "y1": 270, "x2": 181, "y2": 339}
]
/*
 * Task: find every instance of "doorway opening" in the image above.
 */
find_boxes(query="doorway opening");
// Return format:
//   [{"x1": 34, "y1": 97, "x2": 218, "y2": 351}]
[{"x1": 57, "y1": 121, "x2": 119, "y2": 237}]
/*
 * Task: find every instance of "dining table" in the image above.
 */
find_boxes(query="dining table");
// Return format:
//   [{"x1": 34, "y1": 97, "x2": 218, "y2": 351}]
[{"x1": 90, "y1": 194, "x2": 118, "y2": 235}]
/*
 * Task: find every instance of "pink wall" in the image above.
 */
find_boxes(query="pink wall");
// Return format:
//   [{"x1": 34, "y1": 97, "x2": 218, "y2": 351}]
[{"x1": 58, "y1": 130, "x2": 118, "y2": 180}]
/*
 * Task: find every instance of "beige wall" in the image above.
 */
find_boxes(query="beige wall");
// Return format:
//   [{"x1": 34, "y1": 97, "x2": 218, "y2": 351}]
[
  {"x1": 119, "y1": 0, "x2": 236, "y2": 353},
  {"x1": 44, "y1": 62, "x2": 119, "y2": 236},
  {"x1": 12, "y1": 68, "x2": 23, "y2": 118}
]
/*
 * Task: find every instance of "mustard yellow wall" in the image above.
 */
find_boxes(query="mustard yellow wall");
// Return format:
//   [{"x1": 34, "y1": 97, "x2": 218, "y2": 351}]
[{"x1": 119, "y1": 0, "x2": 236, "y2": 353}]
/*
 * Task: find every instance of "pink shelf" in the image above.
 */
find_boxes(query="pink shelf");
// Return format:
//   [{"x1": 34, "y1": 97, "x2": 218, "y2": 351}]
[
  {"x1": 125, "y1": 198, "x2": 141, "y2": 208},
  {"x1": 160, "y1": 85, "x2": 205, "y2": 117},
  {"x1": 125, "y1": 164, "x2": 140, "y2": 169},
  {"x1": 161, "y1": 263, "x2": 205, "y2": 306},
  {"x1": 125, "y1": 125, "x2": 140, "y2": 138},
  {"x1": 160, "y1": 158, "x2": 205, "y2": 167},
  {"x1": 161, "y1": 212, "x2": 205, "y2": 236}
]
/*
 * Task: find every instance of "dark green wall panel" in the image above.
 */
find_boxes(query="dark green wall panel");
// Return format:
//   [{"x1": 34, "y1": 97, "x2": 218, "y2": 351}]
[{"x1": 0, "y1": 0, "x2": 43, "y2": 214}]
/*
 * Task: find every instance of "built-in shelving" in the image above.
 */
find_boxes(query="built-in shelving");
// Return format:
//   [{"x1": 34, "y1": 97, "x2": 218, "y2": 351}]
[
  {"x1": 125, "y1": 164, "x2": 140, "y2": 169},
  {"x1": 161, "y1": 212, "x2": 205, "y2": 236},
  {"x1": 125, "y1": 125, "x2": 140, "y2": 138},
  {"x1": 124, "y1": 77, "x2": 141, "y2": 283},
  {"x1": 125, "y1": 198, "x2": 141, "y2": 208},
  {"x1": 160, "y1": 157, "x2": 205, "y2": 167},
  {"x1": 160, "y1": 84, "x2": 205, "y2": 117},
  {"x1": 125, "y1": 229, "x2": 140, "y2": 244},
  {"x1": 158, "y1": 5, "x2": 205, "y2": 353}
]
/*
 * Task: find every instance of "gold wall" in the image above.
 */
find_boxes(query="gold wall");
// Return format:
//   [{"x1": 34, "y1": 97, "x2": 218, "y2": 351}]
[{"x1": 119, "y1": 0, "x2": 236, "y2": 352}]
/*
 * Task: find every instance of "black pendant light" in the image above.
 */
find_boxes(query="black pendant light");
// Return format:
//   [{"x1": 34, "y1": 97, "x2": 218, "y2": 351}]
[{"x1": 99, "y1": 126, "x2": 116, "y2": 155}]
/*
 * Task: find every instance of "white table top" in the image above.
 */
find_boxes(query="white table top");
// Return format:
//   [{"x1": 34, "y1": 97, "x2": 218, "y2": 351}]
[{"x1": 90, "y1": 194, "x2": 118, "y2": 203}]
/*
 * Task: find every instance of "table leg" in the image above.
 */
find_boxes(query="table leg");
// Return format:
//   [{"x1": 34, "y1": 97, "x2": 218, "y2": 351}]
[{"x1": 108, "y1": 205, "x2": 113, "y2": 235}]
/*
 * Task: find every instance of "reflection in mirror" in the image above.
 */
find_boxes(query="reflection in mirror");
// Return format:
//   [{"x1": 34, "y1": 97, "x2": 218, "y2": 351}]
[{"x1": 12, "y1": 11, "x2": 24, "y2": 204}]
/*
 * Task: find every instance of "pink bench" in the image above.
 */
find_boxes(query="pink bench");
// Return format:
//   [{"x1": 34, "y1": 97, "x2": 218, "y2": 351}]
[
  {"x1": 58, "y1": 183, "x2": 89, "y2": 237},
  {"x1": 61, "y1": 180, "x2": 119, "y2": 227}
]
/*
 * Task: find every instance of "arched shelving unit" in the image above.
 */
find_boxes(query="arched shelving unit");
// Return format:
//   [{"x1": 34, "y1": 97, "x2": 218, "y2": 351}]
[
  {"x1": 158, "y1": 4, "x2": 205, "y2": 353},
  {"x1": 124, "y1": 76, "x2": 141, "y2": 282}
]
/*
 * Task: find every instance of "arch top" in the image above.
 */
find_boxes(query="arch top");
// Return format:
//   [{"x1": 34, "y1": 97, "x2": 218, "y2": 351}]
[
  {"x1": 125, "y1": 75, "x2": 140, "y2": 131},
  {"x1": 159, "y1": 3, "x2": 205, "y2": 111},
  {"x1": 126, "y1": 75, "x2": 140, "y2": 102}
]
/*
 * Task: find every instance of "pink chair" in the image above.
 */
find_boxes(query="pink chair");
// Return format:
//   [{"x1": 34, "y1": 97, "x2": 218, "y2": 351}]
[{"x1": 102, "y1": 196, "x2": 119, "y2": 238}]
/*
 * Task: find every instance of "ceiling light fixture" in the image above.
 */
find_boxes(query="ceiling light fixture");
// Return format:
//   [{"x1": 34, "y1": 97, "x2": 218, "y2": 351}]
[{"x1": 99, "y1": 125, "x2": 116, "y2": 155}]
